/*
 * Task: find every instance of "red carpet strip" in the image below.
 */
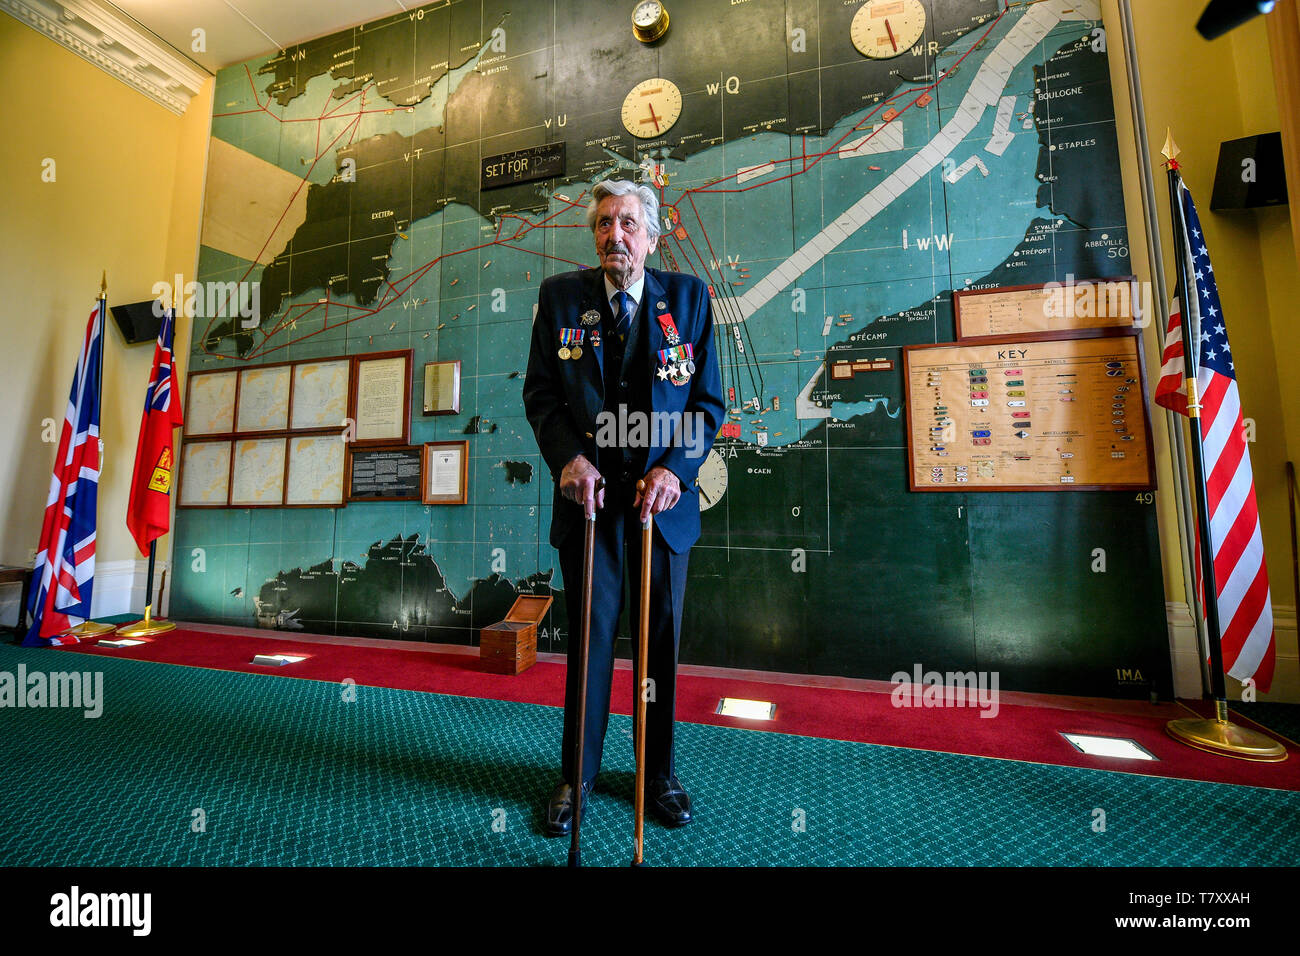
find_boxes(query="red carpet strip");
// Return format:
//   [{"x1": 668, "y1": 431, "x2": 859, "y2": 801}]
[{"x1": 53, "y1": 623, "x2": 1300, "y2": 791}]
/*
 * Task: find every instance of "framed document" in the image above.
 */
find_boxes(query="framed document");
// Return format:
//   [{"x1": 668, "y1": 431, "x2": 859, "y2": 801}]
[
  {"x1": 422, "y1": 440, "x2": 468, "y2": 505},
  {"x1": 953, "y1": 277, "x2": 1139, "y2": 340},
  {"x1": 422, "y1": 360, "x2": 462, "y2": 415},
  {"x1": 346, "y1": 445, "x2": 423, "y2": 501},
  {"x1": 236, "y1": 364, "x2": 291, "y2": 432},
  {"x1": 229, "y1": 437, "x2": 287, "y2": 507},
  {"x1": 178, "y1": 440, "x2": 232, "y2": 507},
  {"x1": 185, "y1": 370, "x2": 237, "y2": 436},
  {"x1": 291, "y1": 359, "x2": 350, "y2": 431},
  {"x1": 285, "y1": 434, "x2": 345, "y2": 506},
  {"x1": 351, "y1": 350, "x2": 412, "y2": 444}
]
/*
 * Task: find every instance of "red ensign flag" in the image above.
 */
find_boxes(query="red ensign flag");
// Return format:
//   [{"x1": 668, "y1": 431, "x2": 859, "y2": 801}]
[{"x1": 126, "y1": 309, "x2": 183, "y2": 554}]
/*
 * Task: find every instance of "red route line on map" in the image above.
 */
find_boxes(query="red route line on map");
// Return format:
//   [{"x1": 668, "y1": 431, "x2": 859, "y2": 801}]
[{"x1": 205, "y1": 6, "x2": 1008, "y2": 360}]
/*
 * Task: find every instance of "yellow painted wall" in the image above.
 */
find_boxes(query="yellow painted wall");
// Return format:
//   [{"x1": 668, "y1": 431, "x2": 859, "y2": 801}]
[
  {"x1": 0, "y1": 14, "x2": 212, "y2": 583},
  {"x1": 1116, "y1": 1, "x2": 1298, "y2": 699}
]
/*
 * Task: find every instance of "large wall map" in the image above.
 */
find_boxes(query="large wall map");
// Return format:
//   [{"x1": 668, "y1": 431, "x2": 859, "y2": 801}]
[{"x1": 175, "y1": 0, "x2": 1173, "y2": 698}]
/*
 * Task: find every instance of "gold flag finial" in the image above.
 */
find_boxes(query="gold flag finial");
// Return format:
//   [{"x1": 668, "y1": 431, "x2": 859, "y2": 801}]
[
  {"x1": 1161, "y1": 128, "x2": 1179, "y2": 162},
  {"x1": 99, "y1": 270, "x2": 107, "y2": 300}
]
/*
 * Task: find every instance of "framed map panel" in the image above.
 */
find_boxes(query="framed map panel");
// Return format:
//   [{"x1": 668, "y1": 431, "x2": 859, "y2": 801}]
[
  {"x1": 229, "y1": 437, "x2": 287, "y2": 507},
  {"x1": 285, "y1": 435, "x2": 346, "y2": 506},
  {"x1": 291, "y1": 359, "x2": 351, "y2": 431},
  {"x1": 185, "y1": 370, "x2": 237, "y2": 436},
  {"x1": 236, "y1": 364, "x2": 291, "y2": 432},
  {"x1": 178, "y1": 440, "x2": 232, "y2": 508}
]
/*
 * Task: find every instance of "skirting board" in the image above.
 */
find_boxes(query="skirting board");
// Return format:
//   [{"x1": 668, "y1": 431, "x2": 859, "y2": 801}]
[
  {"x1": 0, "y1": 558, "x2": 171, "y2": 629},
  {"x1": 1, "y1": 579, "x2": 1293, "y2": 700},
  {"x1": 1167, "y1": 601, "x2": 1298, "y2": 703}
]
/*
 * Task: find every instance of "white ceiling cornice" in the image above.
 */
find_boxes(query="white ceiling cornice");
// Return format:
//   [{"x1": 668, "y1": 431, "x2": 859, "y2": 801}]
[{"x1": 2, "y1": 0, "x2": 210, "y2": 114}]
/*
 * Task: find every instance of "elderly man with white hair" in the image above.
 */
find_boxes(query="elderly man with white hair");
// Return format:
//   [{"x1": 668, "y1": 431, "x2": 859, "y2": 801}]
[{"x1": 524, "y1": 178, "x2": 724, "y2": 836}]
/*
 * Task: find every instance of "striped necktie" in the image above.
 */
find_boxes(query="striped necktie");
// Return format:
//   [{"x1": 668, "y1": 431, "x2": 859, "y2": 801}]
[{"x1": 612, "y1": 290, "x2": 632, "y2": 341}]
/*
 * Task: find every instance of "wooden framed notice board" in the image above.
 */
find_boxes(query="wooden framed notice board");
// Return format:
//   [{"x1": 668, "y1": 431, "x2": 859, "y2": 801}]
[
  {"x1": 902, "y1": 328, "x2": 1156, "y2": 492},
  {"x1": 953, "y1": 276, "x2": 1140, "y2": 340}
]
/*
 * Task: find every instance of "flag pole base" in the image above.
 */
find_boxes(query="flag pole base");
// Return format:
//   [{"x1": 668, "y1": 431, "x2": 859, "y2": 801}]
[
  {"x1": 1166, "y1": 701, "x2": 1287, "y2": 762},
  {"x1": 65, "y1": 621, "x2": 116, "y2": 638},
  {"x1": 115, "y1": 619, "x2": 176, "y2": 638}
]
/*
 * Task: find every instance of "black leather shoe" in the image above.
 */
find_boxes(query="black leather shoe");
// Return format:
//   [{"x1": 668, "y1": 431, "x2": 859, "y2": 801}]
[
  {"x1": 544, "y1": 780, "x2": 592, "y2": 836},
  {"x1": 646, "y1": 776, "x2": 692, "y2": 827}
]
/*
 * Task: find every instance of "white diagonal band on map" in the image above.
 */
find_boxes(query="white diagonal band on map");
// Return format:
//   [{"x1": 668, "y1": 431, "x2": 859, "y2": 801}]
[
  {"x1": 986, "y1": 95, "x2": 1017, "y2": 156},
  {"x1": 726, "y1": 0, "x2": 1072, "y2": 328}
]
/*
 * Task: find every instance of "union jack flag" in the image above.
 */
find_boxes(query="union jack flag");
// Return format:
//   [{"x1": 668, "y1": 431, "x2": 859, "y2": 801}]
[
  {"x1": 1154, "y1": 172, "x2": 1275, "y2": 691},
  {"x1": 23, "y1": 302, "x2": 106, "y2": 646}
]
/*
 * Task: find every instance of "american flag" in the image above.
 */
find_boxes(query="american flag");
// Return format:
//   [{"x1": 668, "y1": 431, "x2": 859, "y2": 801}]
[
  {"x1": 23, "y1": 302, "x2": 106, "y2": 647},
  {"x1": 1154, "y1": 172, "x2": 1275, "y2": 692}
]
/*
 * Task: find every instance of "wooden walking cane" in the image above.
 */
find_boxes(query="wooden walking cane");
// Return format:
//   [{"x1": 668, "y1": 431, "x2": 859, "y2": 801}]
[
  {"x1": 568, "y1": 483, "x2": 600, "y2": 868},
  {"x1": 632, "y1": 480, "x2": 652, "y2": 867}
]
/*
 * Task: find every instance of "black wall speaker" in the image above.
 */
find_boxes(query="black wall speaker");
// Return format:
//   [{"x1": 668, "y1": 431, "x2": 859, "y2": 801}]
[
  {"x1": 109, "y1": 300, "x2": 166, "y2": 345},
  {"x1": 1210, "y1": 131, "x2": 1288, "y2": 210}
]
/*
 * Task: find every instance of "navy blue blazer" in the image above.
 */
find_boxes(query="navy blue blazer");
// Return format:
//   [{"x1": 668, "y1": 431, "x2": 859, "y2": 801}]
[{"x1": 523, "y1": 266, "x2": 725, "y2": 554}]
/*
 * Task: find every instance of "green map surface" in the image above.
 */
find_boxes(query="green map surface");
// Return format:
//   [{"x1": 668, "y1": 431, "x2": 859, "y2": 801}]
[{"x1": 175, "y1": 0, "x2": 1173, "y2": 698}]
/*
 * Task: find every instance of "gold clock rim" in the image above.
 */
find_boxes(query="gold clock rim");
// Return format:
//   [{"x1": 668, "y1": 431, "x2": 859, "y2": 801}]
[{"x1": 632, "y1": 2, "x2": 669, "y2": 43}]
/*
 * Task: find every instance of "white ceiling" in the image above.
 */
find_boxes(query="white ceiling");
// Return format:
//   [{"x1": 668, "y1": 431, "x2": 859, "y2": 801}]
[{"x1": 102, "y1": 0, "x2": 422, "y2": 74}]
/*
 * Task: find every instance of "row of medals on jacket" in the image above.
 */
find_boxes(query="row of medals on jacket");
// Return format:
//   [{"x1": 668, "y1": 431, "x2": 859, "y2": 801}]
[{"x1": 557, "y1": 304, "x2": 693, "y2": 378}]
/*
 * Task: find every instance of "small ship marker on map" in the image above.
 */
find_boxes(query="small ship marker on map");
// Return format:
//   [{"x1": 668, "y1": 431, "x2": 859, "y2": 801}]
[
  {"x1": 450, "y1": 278, "x2": 459, "y2": 286},
  {"x1": 453, "y1": 314, "x2": 459, "y2": 321},
  {"x1": 483, "y1": 260, "x2": 492, "y2": 269},
  {"x1": 467, "y1": 304, "x2": 477, "y2": 311},
  {"x1": 438, "y1": 323, "x2": 446, "y2": 330},
  {"x1": 423, "y1": 332, "x2": 430, "y2": 338},
  {"x1": 388, "y1": 322, "x2": 396, "y2": 331}
]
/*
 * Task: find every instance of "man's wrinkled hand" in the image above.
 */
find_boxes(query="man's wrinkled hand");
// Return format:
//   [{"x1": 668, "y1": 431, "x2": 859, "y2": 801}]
[
  {"x1": 634, "y1": 467, "x2": 681, "y2": 523},
  {"x1": 560, "y1": 455, "x2": 604, "y2": 518}
]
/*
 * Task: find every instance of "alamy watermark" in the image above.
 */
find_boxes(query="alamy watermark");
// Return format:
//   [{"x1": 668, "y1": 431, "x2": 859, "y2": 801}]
[
  {"x1": 152, "y1": 274, "x2": 260, "y2": 328},
  {"x1": 0, "y1": 665, "x2": 103, "y2": 718},
  {"x1": 890, "y1": 664, "x2": 1000, "y2": 718},
  {"x1": 49, "y1": 886, "x2": 150, "y2": 935},
  {"x1": 1041, "y1": 274, "x2": 1152, "y2": 328},
  {"x1": 594, "y1": 405, "x2": 710, "y2": 459}
]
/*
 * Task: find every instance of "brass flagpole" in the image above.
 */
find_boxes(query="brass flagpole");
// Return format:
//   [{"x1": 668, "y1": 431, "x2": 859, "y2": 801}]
[
  {"x1": 65, "y1": 271, "x2": 118, "y2": 639},
  {"x1": 1159, "y1": 134, "x2": 1285, "y2": 761}
]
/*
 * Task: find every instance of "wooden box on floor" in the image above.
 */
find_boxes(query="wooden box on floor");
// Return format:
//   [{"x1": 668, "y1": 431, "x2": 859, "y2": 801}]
[{"x1": 479, "y1": 595, "x2": 552, "y2": 674}]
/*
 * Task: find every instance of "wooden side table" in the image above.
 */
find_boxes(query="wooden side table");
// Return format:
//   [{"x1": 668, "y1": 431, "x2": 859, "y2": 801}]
[{"x1": 0, "y1": 566, "x2": 34, "y2": 639}]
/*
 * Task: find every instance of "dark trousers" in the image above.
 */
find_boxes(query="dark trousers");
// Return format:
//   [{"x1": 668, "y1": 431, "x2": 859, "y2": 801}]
[{"x1": 558, "y1": 491, "x2": 689, "y2": 788}]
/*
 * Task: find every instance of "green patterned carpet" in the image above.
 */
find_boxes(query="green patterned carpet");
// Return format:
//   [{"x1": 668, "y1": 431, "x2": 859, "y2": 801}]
[{"x1": 1, "y1": 644, "x2": 1296, "y2": 866}]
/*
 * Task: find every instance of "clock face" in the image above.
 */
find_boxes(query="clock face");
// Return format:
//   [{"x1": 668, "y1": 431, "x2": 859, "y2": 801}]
[
  {"x1": 696, "y1": 448, "x2": 728, "y2": 512},
  {"x1": 633, "y1": 1, "x2": 663, "y2": 28},
  {"x1": 621, "y1": 78, "x2": 682, "y2": 139},
  {"x1": 850, "y1": 0, "x2": 927, "y2": 59}
]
